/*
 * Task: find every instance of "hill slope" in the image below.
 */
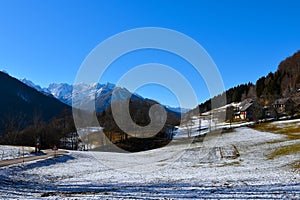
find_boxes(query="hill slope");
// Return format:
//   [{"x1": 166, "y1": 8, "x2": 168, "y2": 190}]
[
  {"x1": 188, "y1": 50, "x2": 300, "y2": 117},
  {"x1": 0, "y1": 72, "x2": 71, "y2": 134}
]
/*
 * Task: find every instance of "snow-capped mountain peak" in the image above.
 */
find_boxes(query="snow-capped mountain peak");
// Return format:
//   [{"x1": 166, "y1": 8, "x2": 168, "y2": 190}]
[
  {"x1": 48, "y1": 83, "x2": 73, "y2": 99},
  {"x1": 20, "y1": 79, "x2": 184, "y2": 114}
]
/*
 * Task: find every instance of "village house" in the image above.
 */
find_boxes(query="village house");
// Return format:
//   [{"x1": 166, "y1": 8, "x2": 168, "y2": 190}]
[
  {"x1": 239, "y1": 98, "x2": 254, "y2": 120},
  {"x1": 273, "y1": 98, "x2": 297, "y2": 114}
]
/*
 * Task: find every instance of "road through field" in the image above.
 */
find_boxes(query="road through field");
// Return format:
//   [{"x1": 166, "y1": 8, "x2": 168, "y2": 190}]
[{"x1": 0, "y1": 150, "x2": 68, "y2": 167}]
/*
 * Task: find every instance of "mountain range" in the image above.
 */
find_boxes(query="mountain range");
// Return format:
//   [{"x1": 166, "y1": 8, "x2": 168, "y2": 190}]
[
  {"x1": 20, "y1": 79, "x2": 189, "y2": 113},
  {"x1": 1, "y1": 50, "x2": 300, "y2": 149},
  {"x1": 0, "y1": 72, "x2": 181, "y2": 147}
]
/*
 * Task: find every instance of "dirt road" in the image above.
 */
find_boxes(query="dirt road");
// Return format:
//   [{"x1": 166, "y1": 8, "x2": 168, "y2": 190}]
[{"x1": 0, "y1": 150, "x2": 68, "y2": 167}]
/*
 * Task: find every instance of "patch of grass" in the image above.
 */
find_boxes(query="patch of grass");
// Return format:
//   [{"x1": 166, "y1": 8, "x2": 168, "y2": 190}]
[
  {"x1": 191, "y1": 164, "x2": 202, "y2": 168},
  {"x1": 191, "y1": 161, "x2": 240, "y2": 168},
  {"x1": 290, "y1": 160, "x2": 300, "y2": 169},
  {"x1": 268, "y1": 142, "x2": 300, "y2": 160},
  {"x1": 263, "y1": 139, "x2": 288, "y2": 145},
  {"x1": 216, "y1": 161, "x2": 240, "y2": 167},
  {"x1": 252, "y1": 122, "x2": 300, "y2": 140},
  {"x1": 252, "y1": 121, "x2": 300, "y2": 160},
  {"x1": 290, "y1": 160, "x2": 300, "y2": 172},
  {"x1": 157, "y1": 163, "x2": 167, "y2": 167}
]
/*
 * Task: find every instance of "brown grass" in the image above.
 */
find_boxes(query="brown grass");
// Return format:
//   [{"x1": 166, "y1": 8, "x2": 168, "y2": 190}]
[
  {"x1": 252, "y1": 121, "x2": 300, "y2": 160},
  {"x1": 268, "y1": 142, "x2": 300, "y2": 160},
  {"x1": 252, "y1": 122, "x2": 300, "y2": 140},
  {"x1": 288, "y1": 160, "x2": 300, "y2": 169}
]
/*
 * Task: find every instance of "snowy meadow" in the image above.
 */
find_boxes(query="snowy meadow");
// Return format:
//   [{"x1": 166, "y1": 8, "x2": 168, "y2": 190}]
[
  {"x1": 1, "y1": 121, "x2": 300, "y2": 199},
  {"x1": 0, "y1": 145, "x2": 34, "y2": 161}
]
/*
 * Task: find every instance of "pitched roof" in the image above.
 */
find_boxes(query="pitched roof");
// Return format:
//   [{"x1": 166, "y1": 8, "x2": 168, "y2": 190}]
[
  {"x1": 274, "y1": 98, "x2": 290, "y2": 105},
  {"x1": 239, "y1": 98, "x2": 254, "y2": 112},
  {"x1": 240, "y1": 102, "x2": 253, "y2": 112}
]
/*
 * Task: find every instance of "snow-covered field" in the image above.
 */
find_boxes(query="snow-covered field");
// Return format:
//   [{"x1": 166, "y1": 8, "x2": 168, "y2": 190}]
[
  {"x1": 0, "y1": 126, "x2": 300, "y2": 199},
  {"x1": 174, "y1": 115, "x2": 255, "y2": 139},
  {"x1": 0, "y1": 145, "x2": 34, "y2": 161}
]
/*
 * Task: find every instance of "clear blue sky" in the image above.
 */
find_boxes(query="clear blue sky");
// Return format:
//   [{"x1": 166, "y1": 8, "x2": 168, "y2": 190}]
[{"x1": 1, "y1": 0, "x2": 300, "y2": 108}]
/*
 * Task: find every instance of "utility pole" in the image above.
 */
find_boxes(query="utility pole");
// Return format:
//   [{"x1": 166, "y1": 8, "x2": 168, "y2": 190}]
[
  {"x1": 22, "y1": 146, "x2": 24, "y2": 163},
  {"x1": 198, "y1": 113, "x2": 201, "y2": 134}
]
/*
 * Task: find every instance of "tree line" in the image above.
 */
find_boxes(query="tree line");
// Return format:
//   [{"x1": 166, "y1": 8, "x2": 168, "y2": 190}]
[{"x1": 0, "y1": 109, "x2": 76, "y2": 151}]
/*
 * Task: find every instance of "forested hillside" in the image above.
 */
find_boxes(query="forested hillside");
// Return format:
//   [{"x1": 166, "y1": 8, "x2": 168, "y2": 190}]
[{"x1": 189, "y1": 50, "x2": 300, "y2": 116}]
